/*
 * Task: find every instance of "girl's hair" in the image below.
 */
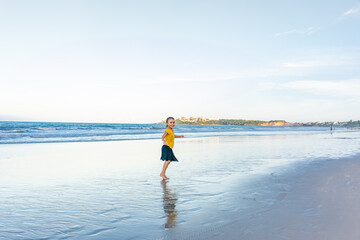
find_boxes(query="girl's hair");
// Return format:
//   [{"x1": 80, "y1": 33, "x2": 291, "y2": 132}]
[{"x1": 166, "y1": 117, "x2": 175, "y2": 123}]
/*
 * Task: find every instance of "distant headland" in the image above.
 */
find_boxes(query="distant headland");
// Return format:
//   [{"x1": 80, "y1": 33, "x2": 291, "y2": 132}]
[{"x1": 157, "y1": 117, "x2": 360, "y2": 127}]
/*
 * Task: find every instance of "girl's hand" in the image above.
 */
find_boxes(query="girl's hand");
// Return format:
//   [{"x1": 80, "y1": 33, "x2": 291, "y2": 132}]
[{"x1": 163, "y1": 140, "x2": 168, "y2": 145}]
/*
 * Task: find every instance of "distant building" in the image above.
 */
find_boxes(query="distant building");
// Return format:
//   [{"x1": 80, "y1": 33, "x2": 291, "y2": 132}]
[
  {"x1": 178, "y1": 116, "x2": 218, "y2": 123},
  {"x1": 197, "y1": 117, "x2": 205, "y2": 121}
]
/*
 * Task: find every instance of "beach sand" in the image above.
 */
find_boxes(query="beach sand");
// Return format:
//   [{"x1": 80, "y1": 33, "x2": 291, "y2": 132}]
[
  {"x1": 197, "y1": 156, "x2": 360, "y2": 240},
  {"x1": 1, "y1": 134, "x2": 360, "y2": 239}
]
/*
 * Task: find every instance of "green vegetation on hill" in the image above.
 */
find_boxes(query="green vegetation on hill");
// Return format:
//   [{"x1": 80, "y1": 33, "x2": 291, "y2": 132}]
[
  {"x1": 159, "y1": 117, "x2": 288, "y2": 126},
  {"x1": 175, "y1": 118, "x2": 267, "y2": 126}
]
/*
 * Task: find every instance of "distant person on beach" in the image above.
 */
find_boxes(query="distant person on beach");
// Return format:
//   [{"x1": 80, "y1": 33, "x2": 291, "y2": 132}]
[{"x1": 160, "y1": 117, "x2": 184, "y2": 180}]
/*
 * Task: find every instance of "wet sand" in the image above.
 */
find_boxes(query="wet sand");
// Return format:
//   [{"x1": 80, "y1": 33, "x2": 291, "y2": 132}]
[{"x1": 192, "y1": 156, "x2": 360, "y2": 240}]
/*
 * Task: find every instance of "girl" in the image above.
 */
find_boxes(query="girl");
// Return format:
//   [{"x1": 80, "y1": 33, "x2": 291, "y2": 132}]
[{"x1": 160, "y1": 117, "x2": 184, "y2": 180}]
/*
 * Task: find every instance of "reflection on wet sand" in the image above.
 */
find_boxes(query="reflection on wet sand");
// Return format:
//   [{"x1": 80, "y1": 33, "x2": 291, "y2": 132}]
[{"x1": 161, "y1": 180, "x2": 178, "y2": 228}]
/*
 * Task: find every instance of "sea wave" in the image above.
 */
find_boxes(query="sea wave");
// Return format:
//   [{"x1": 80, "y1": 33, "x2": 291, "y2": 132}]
[{"x1": 0, "y1": 121, "x2": 344, "y2": 144}]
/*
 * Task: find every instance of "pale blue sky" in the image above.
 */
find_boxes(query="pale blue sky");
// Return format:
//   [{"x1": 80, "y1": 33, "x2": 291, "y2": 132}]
[{"x1": 1, "y1": 0, "x2": 359, "y2": 123}]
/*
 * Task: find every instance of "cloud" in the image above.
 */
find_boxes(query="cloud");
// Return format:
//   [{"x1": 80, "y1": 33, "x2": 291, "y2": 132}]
[
  {"x1": 339, "y1": 5, "x2": 360, "y2": 20},
  {"x1": 274, "y1": 29, "x2": 297, "y2": 37},
  {"x1": 343, "y1": 7, "x2": 359, "y2": 16},
  {"x1": 274, "y1": 27, "x2": 320, "y2": 37},
  {"x1": 279, "y1": 80, "x2": 360, "y2": 97}
]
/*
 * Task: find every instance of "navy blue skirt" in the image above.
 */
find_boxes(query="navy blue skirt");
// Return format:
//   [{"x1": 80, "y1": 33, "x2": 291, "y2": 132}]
[{"x1": 160, "y1": 145, "x2": 178, "y2": 162}]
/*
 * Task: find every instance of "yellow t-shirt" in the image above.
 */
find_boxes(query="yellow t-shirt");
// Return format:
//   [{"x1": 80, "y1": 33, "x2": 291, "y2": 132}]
[{"x1": 165, "y1": 128, "x2": 175, "y2": 149}]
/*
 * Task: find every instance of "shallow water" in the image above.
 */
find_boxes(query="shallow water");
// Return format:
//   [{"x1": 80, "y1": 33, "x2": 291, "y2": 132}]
[{"x1": 0, "y1": 130, "x2": 360, "y2": 239}]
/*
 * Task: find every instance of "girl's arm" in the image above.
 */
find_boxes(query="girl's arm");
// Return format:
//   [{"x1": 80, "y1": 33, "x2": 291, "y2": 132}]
[
  {"x1": 162, "y1": 132, "x2": 168, "y2": 145},
  {"x1": 175, "y1": 134, "x2": 184, "y2": 138}
]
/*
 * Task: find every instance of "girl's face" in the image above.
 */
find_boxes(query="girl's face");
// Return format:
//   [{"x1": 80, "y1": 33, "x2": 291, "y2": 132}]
[{"x1": 167, "y1": 119, "x2": 175, "y2": 129}]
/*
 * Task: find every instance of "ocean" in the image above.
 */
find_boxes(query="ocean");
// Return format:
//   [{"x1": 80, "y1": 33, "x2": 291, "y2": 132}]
[{"x1": 0, "y1": 121, "x2": 337, "y2": 144}]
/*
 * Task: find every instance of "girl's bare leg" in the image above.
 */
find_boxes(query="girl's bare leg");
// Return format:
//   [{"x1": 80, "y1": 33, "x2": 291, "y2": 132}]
[{"x1": 160, "y1": 160, "x2": 171, "y2": 180}]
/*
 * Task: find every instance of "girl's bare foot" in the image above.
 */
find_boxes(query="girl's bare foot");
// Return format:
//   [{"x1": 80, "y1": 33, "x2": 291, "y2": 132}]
[{"x1": 160, "y1": 173, "x2": 169, "y2": 180}]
